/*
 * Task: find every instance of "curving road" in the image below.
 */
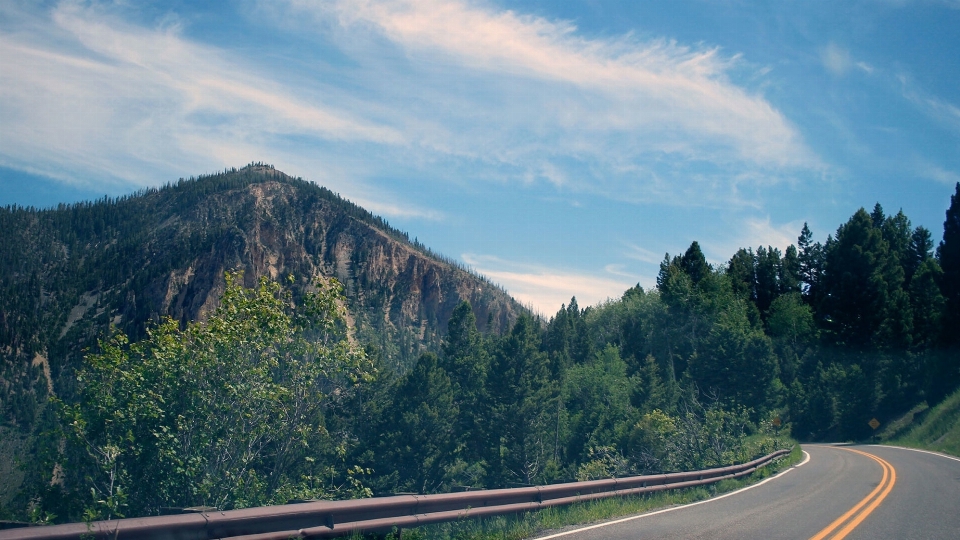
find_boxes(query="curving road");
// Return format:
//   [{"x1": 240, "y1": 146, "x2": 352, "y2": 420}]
[{"x1": 533, "y1": 445, "x2": 960, "y2": 540}]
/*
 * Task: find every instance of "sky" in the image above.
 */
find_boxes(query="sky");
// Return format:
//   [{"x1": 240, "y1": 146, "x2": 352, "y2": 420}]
[{"x1": 2, "y1": 0, "x2": 960, "y2": 315}]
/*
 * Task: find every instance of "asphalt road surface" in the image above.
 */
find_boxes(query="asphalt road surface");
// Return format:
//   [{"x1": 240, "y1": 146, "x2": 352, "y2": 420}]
[{"x1": 533, "y1": 445, "x2": 960, "y2": 540}]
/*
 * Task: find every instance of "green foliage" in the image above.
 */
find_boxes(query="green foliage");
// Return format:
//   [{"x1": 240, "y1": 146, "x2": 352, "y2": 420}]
[
  {"x1": 53, "y1": 272, "x2": 372, "y2": 519},
  {"x1": 938, "y1": 183, "x2": 960, "y2": 348},
  {"x1": 562, "y1": 346, "x2": 634, "y2": 468},
  {"x1": 384, "y1": 353, "x2": 459, "y2": 493},
  {"x1": 766, "y1": 293, "x2": 816, "y2": 383},
  {"x1": 487, "y1": 315, "x2": 556, "y2": 486},
  {"x1": 821, "y1": 208, "x2": 910, "y2": 349},
  {"x1": 688, "y1": 302, "x2": 779, "y2": 415},
  {"x1": 890, "y1": 386, "x2": 960, "y2": 457}
]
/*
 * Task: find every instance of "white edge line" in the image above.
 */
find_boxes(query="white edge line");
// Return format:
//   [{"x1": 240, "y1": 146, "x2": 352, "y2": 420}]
[
  {"x1": 870, "y1": 444, "x2": 960, "y2": 463},
  {"x1": 532, "y1": 450, "x2": 811, "y2": 540}
]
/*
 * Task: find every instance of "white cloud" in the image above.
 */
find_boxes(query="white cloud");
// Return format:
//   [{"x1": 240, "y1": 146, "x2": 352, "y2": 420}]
[
  {"x1": 856, "y1": 61, "x2": 875, "y2": 74},
  {"x1": 742, "y1": 217, "x2": 804, "y2": 252},
  {"x1": 623, "y1": 242, "x2": 666, "y2": 265},
  {"x1": 277, "y1": 0, "x2": 817, "y2": 207},
  {"x1": 329, "y1": 0, "x2": 809, "y2": 166},
  {"x1": 707, "y1": 216, "x2": 805, "y2": 264},
  {"x1": 821, "y1": 43, "x2": 852, "y2": 76},
  {"x1": 0, "y1": 0, "x2": 822, "y2": 214},
  {"x1": 352, "y1": 198, "x2": 445, "y2": 221},
  {"x1": 0, "y1": 2, "x2": 400, "y2": 190},
  {"x1": 898, "y1": 73, "x2": 960, "y2": 132},
  {"x1": 462, "y1": 254, "x2": 637, "y2": 315},
  {"x1": 916, "y1": 161, "x2": 960, "y2": 186}
]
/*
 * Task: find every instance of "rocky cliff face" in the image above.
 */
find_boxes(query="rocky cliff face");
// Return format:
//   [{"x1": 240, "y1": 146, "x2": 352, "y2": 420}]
[
  {"x1": 0, "y1": 165, "x2": 524, "y2": 427},
  {"x1": 133, "y1": 168, "x2": 521, "y2": 370}
]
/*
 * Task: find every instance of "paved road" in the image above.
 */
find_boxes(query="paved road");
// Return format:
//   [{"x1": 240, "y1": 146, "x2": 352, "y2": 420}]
[{"x1": 533, "y1": 445, "x2": 960, "y2": 540}]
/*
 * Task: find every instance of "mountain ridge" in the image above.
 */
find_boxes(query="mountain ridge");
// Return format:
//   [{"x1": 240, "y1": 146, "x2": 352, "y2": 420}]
[{"x1": 0, "y1": 164, "x2": 525, "y2": 432}]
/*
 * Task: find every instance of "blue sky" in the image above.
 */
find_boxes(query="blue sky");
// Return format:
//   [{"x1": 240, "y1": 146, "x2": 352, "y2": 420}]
[{"x1": 2, "y1": 0, "x2": 959, "y2": 314}]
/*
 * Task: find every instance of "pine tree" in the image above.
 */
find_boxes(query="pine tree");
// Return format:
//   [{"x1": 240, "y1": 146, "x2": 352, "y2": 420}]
[
  {"x1": 882, "y1": 210, "x2": 912, "y2": 268},
  {"x1": 633, "y1": 354, "x2": 669, "y2": 413},
  {"x1": 487, "y1": 315, "x2": 554, "y2": 486},
  {"x1": 780, "y1": 245, "x2": 802, "y2": 295},
  {"x1": 909, "y1": 259, "x2": 945, "y2": 349},
  {"x1": 389, "y1": 352, "x2": 459, "y2": 493},
  {"x1": 727, "y1": 248, "x2": 755, "y2": 302},
  {"x1": 907, "y1": 226, "x2": 934, "y2": 285},
  {"x1": 797, "y1": 223, "x2": 824, "y2": 304},
  {"x1": 687, "y1": 301, "x2": 778, "y2": 416},
  {"x1": 871, "y1": 202, "x2": 885, "y2": 229},
  {"x1": 937, "y1": 183, "x2": 960, "y2": 345},
  {"x1": 441, "y1": 301, "x2": 489, "y2": 466},
  {"x1": 681, "y1": 241, "x2": 711, "y2": 286},
  {"x1": 821, "y1": 209, "x2": 910, "y2": 349},
  {"x1": 755, "y1": 246, "x2": 782, "y2": 316}
]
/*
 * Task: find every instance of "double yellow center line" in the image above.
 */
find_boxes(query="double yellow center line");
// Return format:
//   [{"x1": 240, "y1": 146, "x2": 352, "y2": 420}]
[{"x1": 809, "y1": 447, "x2": 896, "y2": 540}]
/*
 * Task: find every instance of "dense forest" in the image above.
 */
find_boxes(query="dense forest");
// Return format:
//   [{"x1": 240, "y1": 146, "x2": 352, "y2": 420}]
[{"x1": 2, "y1": 174, "x2": 959, "y2": 523}]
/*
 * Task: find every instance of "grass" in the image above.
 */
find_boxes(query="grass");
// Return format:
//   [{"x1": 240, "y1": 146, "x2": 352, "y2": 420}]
[
  {"x1": 885, "y1": 386, "x2": 960, "y2": 457},
  {"x1": 371, "y1": 443, "x2": 802, "y2": 540}
]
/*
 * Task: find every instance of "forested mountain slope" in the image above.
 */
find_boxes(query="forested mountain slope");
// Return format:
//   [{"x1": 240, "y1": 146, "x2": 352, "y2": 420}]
[{"x1": 0, "y1": 164, "x2": 523, "y2": 431}]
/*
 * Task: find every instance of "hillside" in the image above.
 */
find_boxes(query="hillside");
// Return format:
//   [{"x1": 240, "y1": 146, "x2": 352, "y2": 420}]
[
  {"x1": 884, "y1": 388, "x2": 960, "y2": 457},
  {"x1": 0, "y1": 164, "x2": 524, "y2": 432}
]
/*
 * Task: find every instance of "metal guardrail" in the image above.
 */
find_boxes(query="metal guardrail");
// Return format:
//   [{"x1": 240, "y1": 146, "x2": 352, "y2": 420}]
[{"x1": 1, "y1": 448, "x2": 791, "y2": 540}]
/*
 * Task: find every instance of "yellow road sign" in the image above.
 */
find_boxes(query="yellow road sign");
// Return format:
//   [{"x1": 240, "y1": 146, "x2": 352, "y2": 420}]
[{"x1": 868, "y1": 418, "x2": 880, "y2": 430}]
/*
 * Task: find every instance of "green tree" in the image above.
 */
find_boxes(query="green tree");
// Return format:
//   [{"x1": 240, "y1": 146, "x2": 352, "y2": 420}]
[
  {"x1": 938, "y1": 183, "x2": 960, "y2": 345},
  {"x1": 906, "y1": 226, "x2": 934, "y2": 285},
  {"x1": 487, "y1": 315, "x2": 556, "y2": 486},
  {"x1": 797, "y1": 223, "x2": 824, "y2": 304},
  {"x1": 781, "y1": 245, "x2": 802, "y2": 295},
  {"x1": 440, "y1": 302, "x2": 489, "y2": 466},
  {"x1": 681, "y1": 241, "x2": 711, "y2": 286},
  {"x1": 657, "y1": 246, "x2": 730, "y2": 378},
  {"x1": 821, "y1": 208, "x2": 911, "y2": 349},
  {"x1": 687, "y1": 302, "x2": 779, "y2": 416},
  {"x1": 909, "y1": 259, "x2": 945, "y2": 349},
  {"x1": 56, "y1": 273, "x2": 372, "y2": 519},
  {"x1": 727, "y1": 248, "x2": 755, "y2": 302},
  {"x1": 386, "y1": 352, "x2": 459, "y2": 493},
  {"x1": 562, "y1": 345, "x2": 635, "y2": 466},
  {"x1": 632, "y1": 354, "x2": 670, "y2": 413},
  {"x1": 544, "y1": 297, "x2": 593, "y2": 373},
  {"x1": 755, "y1": 246, "x2": 782, "y2": 316},
  {"x1": 766, "y1": 292, "x2": 817, "y2": 384}
]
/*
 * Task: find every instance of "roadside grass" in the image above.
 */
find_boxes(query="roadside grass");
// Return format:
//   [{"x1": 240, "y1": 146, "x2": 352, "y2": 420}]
[
  {"x1": 371, "y1": 443, "x2": 801, "y2": 540},
  {"x1": 885, "y1": 387, "x2": 960, "y2": 458}
]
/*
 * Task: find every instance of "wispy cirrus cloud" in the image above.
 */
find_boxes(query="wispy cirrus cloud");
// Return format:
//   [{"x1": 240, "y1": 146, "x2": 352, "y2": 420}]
[
  {"x1": 706, "y1": 216, "x2": 806, "y2": 265},
  {"x1": 915, "y1": 160, "x2": 960, "y2": 186},
  {"x1": 898, "y1": 73, "x2": 960, "y2": 132},
  {"x1": 0, "y1": 2, "x2": 401, "y2": 191},
  {"x1": 821, "y1": 42, "x2": 853, "y2": 76},
  {"x1": 1, "y1": 0, "x2": 822, "y2": 212},
  {"x1": 623, "y1": 242, "x2": 666, "y2": 265},
  {"x1": 278, "y1": 0, "x2": 819, "y2": 206}
]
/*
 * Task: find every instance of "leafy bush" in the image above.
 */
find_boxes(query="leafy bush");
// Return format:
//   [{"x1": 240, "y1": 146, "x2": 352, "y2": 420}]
[{"x1": 54, "y1": 272, "x2": 373, "y2": 519}]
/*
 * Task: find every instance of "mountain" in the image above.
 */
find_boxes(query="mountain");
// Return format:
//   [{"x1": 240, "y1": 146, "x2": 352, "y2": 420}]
[{"x1": 0, "y1": 164, "x2": 525, "y2": 434}]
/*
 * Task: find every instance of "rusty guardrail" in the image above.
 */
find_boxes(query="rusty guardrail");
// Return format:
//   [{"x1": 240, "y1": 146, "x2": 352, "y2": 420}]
[{"x1": 1, "y1": 448, "x2": 791, "y2": 540}]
